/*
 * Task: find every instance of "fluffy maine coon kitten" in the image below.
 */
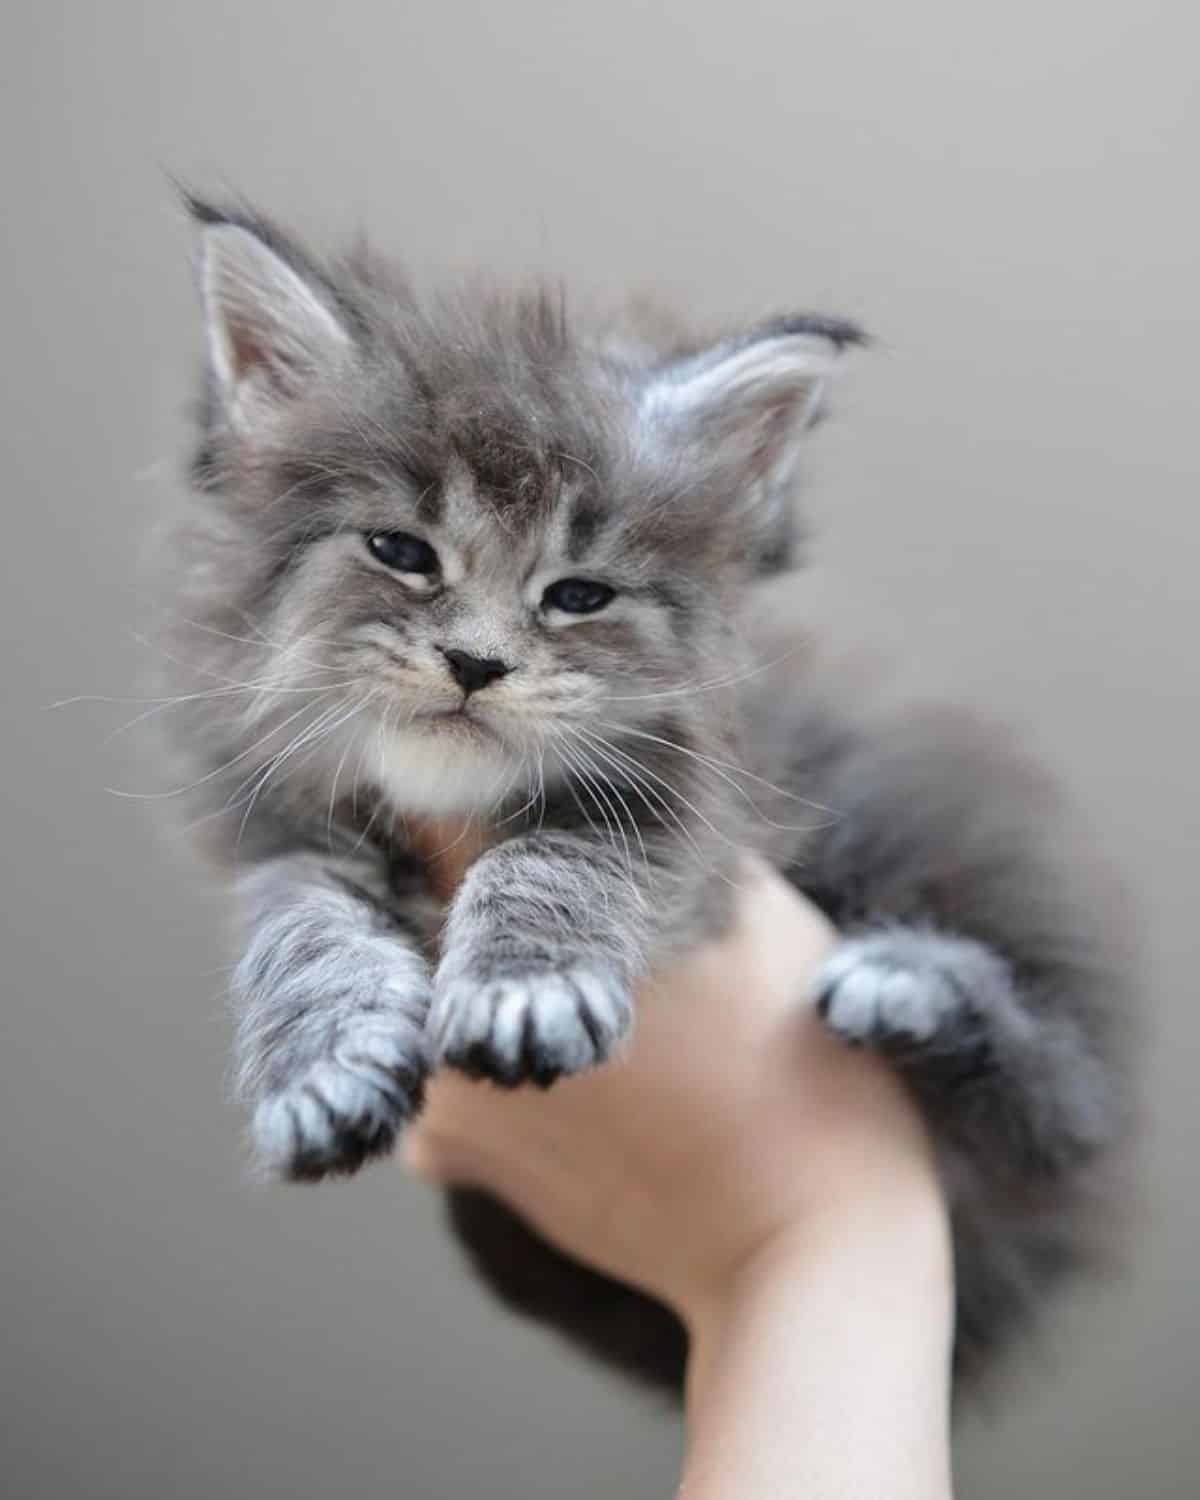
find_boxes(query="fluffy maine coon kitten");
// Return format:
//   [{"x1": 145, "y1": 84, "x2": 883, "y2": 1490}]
[{"x1": 160, "y1": 198, "x2": 1130, "y2": 1396}]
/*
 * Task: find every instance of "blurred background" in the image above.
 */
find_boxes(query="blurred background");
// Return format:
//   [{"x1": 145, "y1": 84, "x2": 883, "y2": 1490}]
[{"x1": 2, "y1": 3, "x2": 1196, "y2": 1495}]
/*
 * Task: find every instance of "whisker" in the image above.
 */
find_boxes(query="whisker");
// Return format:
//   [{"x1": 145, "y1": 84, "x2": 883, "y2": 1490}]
[
  {"x1": 598, "y1": 719, "x2": 834, "y2": 827},
  {"x1": 424, "y1": 814, "x2": 484, "y2": 863},
  {"x1": 553, "y1": 738, "x2": 615, "y2": 860},
  {"x1": 167, "y1": 617, "x2": 344, "y2": 672},
  {"x1": 492, "y1": 760, "x2": 544, "y2": 831},
  {"x1": 326, "y1": 691, "x2": 377, "y2": 850},
  {"x1": 105, "y1": 678, "x2": 363, "y2": 746},
  {"x1": 104, "y1": 693, "x2": 344, "y2": 800},
  {"x1": 557, "y1": 737, "x2": 622, "y2": 859},
  {"x1": 571, "y1": 726, "x2": 746, "y2": 889},
  {"x1": 570, "y1": 725, "x2": 713, "y2": 870},
  {"x1": 534, "y1": 743, "x2": 548, "y2": 834},
  {"x1": 602, "y1": 642, "x2": 806, "y2": 706},
  {"x1": 233, "y1": 694, "x2": 366, "y2": 849},
  {"x1": 564, "y1": 736, "x2": 637, "y2": 882},
  {"x1": 49, "y1": 676, "x2": 354, "y2": 714},
  {"x1": 554, "y1": 450, "x2": 599, "y2": 483},
  {"x1": 350, "y1": 704, "x2": 398, "y2": 855},
  {"x1": 560, "y1": 728, "x2": 648, "y2": 878}
]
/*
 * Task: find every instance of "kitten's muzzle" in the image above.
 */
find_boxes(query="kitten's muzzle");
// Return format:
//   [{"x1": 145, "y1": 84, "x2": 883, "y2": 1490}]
[{"x1": 438, "y1": 647, "x2": 512, "y2": 696}]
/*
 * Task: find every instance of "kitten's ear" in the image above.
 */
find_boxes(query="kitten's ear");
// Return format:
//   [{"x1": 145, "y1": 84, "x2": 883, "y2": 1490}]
[
  {"x1": 189, "y1": 200, "x2": 352, "y2": 433},
  {"x1": 639, "y1": 316, "x2": 865, "y2": 493}
]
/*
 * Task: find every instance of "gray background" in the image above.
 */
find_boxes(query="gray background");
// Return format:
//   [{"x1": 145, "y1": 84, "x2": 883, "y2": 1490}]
[{"x1": 2, "y1": 2, "x2": 1196, "y2": 1495}]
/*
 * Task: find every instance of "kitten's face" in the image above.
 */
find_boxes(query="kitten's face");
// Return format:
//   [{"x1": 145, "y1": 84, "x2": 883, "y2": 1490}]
[
  {"x1": 240, "y1": 436, "x2": 735, "y2": 815},
  {"x1": 183, "y1": 204, "x2": 859, "y2": 815}
]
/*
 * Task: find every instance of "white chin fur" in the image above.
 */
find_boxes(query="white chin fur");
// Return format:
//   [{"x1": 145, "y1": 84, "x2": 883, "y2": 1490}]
[{"x1": 375, "y1": 723, "x2": 525, "y2": 814}]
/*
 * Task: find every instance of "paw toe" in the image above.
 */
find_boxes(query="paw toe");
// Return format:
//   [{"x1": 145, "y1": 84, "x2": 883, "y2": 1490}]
[
  {"x1": 252, "y1": 1030, "x2": 424, "y2": 1181},
  {"x1": 815, "y1": 936, "x2": 973, "y2": 1049},
  {"x1": 434, "y1": 967, "x2": 629, "y2": 1086}
]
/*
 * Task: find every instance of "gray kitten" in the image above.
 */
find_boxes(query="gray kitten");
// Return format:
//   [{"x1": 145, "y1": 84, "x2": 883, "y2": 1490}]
[{"x1": 160, "y1": 198, "x2": 1130, "y2": 1394}]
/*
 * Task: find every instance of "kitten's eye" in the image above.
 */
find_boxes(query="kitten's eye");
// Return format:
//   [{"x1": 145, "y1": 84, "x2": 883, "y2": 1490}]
[
  {"x1": 366, "y1": 531, "x2": 439, "y2": 576},
  {"x1": 541, "y1": 578, "x2": 617, "y2": 615}
]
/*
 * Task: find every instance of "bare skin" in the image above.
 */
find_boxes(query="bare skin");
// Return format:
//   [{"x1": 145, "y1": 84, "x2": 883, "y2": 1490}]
[{"x1": 407, "y1": 857, "x2": 955, "y2": 1499}]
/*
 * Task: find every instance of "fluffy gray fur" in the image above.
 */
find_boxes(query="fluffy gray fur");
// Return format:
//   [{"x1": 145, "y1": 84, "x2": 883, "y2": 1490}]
[{"x1": 157, "y1": 198, "x2": 1131, "y2": 1391}]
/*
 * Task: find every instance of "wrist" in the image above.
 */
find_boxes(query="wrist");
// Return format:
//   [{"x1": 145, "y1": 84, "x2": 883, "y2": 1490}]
[
  {"x1": 677, "y1": 1173, "x2": 955, "y2": 1500},
  {"x1": 685, "y1": 1136, "x2": 950, "y2": 1333},
  {"x1": 683, "y1": 1159, "x2": 953, "y2": 1417}
]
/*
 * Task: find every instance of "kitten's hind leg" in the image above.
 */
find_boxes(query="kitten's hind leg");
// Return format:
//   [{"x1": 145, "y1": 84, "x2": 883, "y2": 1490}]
[
  {"x1": 815, "y1": 928, "x2": 1114, "y2": 1173},
  {"x1": 817, "y1": 929, "x2": 1018, "y2": 1062}
]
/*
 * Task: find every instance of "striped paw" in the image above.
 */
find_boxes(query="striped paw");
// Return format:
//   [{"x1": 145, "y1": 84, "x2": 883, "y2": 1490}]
[
  {"x1": 815, "y1": 930, "x2": 1010, "y2": 1050},
  {"x1": 250, "y1": 1020, "x2": 426, "y2": 1181},
  {"x1": 430, "y1": 965, "x2": 632, "y2": 1088}
]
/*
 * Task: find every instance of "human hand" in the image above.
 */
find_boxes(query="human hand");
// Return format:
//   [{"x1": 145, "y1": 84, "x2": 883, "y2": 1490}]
[
  {"x1": 406, "y1": 855, "x2": 945, "y2": 1326},
  {"x1": 406, "y1": 857, "x2": 954, "y2": 1498}
]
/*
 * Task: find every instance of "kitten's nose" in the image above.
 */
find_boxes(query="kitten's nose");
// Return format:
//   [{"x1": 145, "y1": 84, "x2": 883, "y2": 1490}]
[{"x1": 439, "y1": 647, "x2": 511, "y2": 696}]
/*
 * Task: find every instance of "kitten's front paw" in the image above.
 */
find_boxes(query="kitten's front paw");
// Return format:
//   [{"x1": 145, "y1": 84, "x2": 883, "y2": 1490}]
[
  {"x1": 251, "y1": 1020, "x2": 426, "y2": 1181},
  {"x1": 430, "y1": 966, "x2": 632, "y2": 1088},
  {"x1": 815, "y1": 930, "x2": 1007, "y2": 1052}
]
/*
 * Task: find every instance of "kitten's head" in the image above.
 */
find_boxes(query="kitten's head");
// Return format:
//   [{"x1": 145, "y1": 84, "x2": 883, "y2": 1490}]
[{"x1": 178, "y1": 200, "x2": 861, "y2": 816}]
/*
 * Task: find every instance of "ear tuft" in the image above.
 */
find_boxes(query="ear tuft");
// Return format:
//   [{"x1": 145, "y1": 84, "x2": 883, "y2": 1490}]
[
  {"x1": 179, "y1": 191, "x2": 233, "y2": 229},
  {"x1": 748, "y1": 313, "x2": 869, "y2": 353}
]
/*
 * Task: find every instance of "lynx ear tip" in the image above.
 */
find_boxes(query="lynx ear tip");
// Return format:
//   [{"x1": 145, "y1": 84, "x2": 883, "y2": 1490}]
[
  {"x1": 164, "y1": 173, "x2": 229, "y2": 230},
  {"x1": 173, "y1": 182, "x2": 271, "y2": 246},
  {"x1": 768, "y1": 313, "x2": 871, "y2": 352},
  {"x1": 182, "y1": 194, "x2": 230, "y2": 229}
]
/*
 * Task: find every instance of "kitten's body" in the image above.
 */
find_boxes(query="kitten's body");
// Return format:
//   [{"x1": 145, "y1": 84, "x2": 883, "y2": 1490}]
[{"x1": 161, "y1": 200, "x2": 1130, "y2": 1394}]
